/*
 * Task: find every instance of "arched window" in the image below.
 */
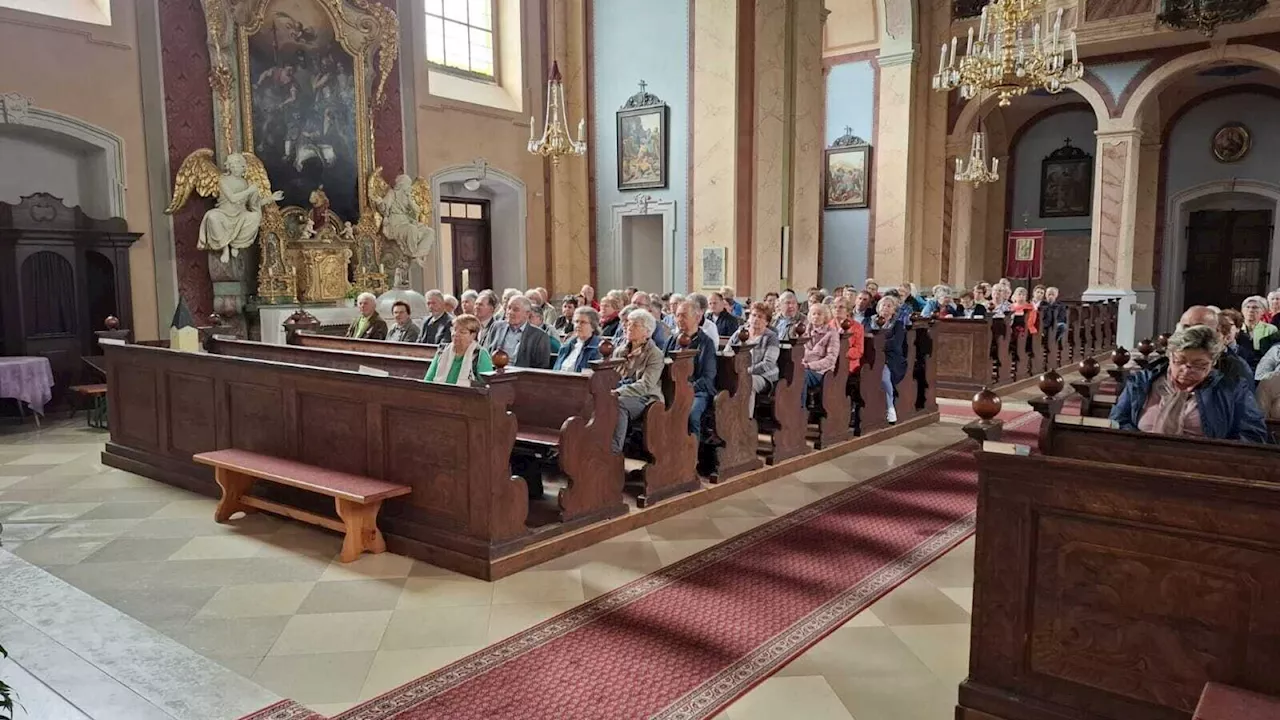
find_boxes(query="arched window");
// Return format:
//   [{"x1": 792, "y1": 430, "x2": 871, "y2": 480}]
[
  {"x1": 0, "y1": 0, "x2": 111, "y2": 26},
  {"x1": 425, "y1": 0, "x2": 496, "y2": 80}
]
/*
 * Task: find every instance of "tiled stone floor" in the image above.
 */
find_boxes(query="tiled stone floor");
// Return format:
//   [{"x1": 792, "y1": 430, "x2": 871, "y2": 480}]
[{"x1": 0, "y1": 399, "x2": 1017, "y2": 719}]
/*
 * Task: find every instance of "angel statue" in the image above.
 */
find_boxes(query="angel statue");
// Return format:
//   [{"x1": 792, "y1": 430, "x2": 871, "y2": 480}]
[
  {"x1": 166, "y1": 149, "x2": 283, "y2": 263},
  {"x1": 369, "y1": 169, "x2": 435, "y2": 267}
]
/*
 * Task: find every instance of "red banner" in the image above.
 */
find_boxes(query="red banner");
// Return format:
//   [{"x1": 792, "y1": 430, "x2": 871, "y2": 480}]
[{"x1": 1005, "y1": 229, "x2": 1044, "y2": 279}]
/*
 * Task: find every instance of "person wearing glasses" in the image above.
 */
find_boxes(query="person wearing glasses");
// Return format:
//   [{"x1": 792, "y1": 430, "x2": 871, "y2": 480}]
[
  {"x1": 554, "y1": 307, "x2": 603, "y2": 373},
  {"x1": 1110, "y1": 324, "x2": 1269, "y2": 443}
]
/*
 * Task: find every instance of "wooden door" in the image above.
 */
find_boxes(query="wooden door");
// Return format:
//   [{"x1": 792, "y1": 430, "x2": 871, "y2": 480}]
[
  {"x1": 441, "y1": 197, "x2": 492, "y2": 293},
  {"x1": 1185, "y1": 209, "x2": 1274, "y2": 311}
]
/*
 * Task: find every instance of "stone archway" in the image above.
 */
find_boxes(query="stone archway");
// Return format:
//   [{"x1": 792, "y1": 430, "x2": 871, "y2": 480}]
[
  {"x1": 951, "y1": 80, "x2": 1110, "y2": 140},
  {"x1": 429, "y1": 158, "x2": 528, "y2": 292},
  {"x1": 1120, "y1": 44, "x2": 1280, "y2": 126}
]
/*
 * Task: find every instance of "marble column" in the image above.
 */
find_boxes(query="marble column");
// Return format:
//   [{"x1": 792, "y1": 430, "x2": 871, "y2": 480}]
[
  {"x1": 946, "y1": 141, "x2": 974, "y2": 288},
  {"x1": 751, "y1": 0, "x2": 788, "y2": 295},
  {"x1": 871, "y1": 49, "x2": 917, "y2": 283},
  {"x1": 548, "y1": 0, "x2": 591, "y2": 294},
  {"x1": 1086, "y1": 127, "x2": 1144, "y2": 346},
  {"x1": 691, "y1": 0, "x2": 741, "y2": 292},
  {"x1": 787, "y1": 0, "x2": 825, "y2": 291},
  {"x1": 1130, "y1": 137, "x2": 1161, "y2": 341}
]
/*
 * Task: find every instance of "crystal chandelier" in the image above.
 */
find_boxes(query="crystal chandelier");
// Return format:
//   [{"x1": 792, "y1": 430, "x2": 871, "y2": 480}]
[
  {"x1": 1158, "y1": 0, "x2": 1268, "y2": 36},
  {"x1": 932, "y1": 0, "x2": 1084, "y2": 107},
  {"x1": 527, "y1": 0, "x2": 586, "y2": 165},
  {"x1": 955, "y1": 129, "x2": 999, "y2": 185}
]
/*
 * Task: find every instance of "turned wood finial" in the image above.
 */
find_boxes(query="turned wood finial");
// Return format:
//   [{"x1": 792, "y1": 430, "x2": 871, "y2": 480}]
[
  {"x1": 1156, "y1": 332, "x2": 1170, "y2": 353},
  {"x1": 1110, "y1": 346, "x2": 1131, "y2": 368},
  {"x1": 1038, "y1": 369, "x2": 1065, "y2": 398},
  {"x1": 737, "y1": 327, "x2": 749, "y2": 342},
  {"x1": 972, "y1": 386, "x2": 1002, "y2": 421},
  {"x1": 1079, "y1": 356, "x2": 1100, "y2": 381},
  {"x1": 840, "y1": 318, "x2": 853, "y2": 332},
  {"x1": 104, "y1": 315, "x2": 120, "y2": 330},
  {"x1": 678, "y1": 332, "x2": 692, "y2": 348},
  {"x1": 492, "y1": 349, "x2": 510, "y2": 371},
  {"x1": 208, "y1": 313, "x2": 224, "y2": 327},
  {"x1": 598, "y1": 338, "x2": 615, "y2": 357},
  {"x1": 1136, "y1": 338, "x2": 1155, "y2": 356}
]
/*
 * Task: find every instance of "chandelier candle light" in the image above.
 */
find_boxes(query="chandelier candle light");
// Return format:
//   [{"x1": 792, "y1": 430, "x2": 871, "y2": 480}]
[
  {"x1": 956, "y1": 128, "x2": 999, "y2": 185},
  {"x1": 528, "y1": 61, "x2": 587, "y2": 164},
  {"x1": 933, "y1": 0, "x2": 1084, "y2": 107}
]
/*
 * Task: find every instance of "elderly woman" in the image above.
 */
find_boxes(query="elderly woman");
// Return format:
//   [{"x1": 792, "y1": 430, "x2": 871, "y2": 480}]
[
  {"x1": 729, "y1": 302, "x2": 781, "y2": 398},
  {"x1": 868, "y1": 296, "x2": 908, "y2": 424},
  {"x1": 526, "y1": 306, "x2": 561, "y2": 353},
  {"x1": 555, "y1": 307, "x2": 603, "y2": 372},
  {"x1": 921, "y1": 285, "x2": 956, "y2": 318},
  {"x1": 832, "y1": 299, "x2": 866, "y2": 376},
  {"x1": 1111, "y1": 325, "x2": 1268, "y2": 442},
  {"x1": 801, "y1": 302, "x2": 841, "y2": 401},
  {"x1": 610, "y1": 309, "x2": 665, "y2": 453},
  {"x1": 599, "y1": 295, "x2": 623, "y2": 338},
  {"x1": 1264, "y1": 290, "x2": 1280, "y2": 324},
  {"x1": 1238, "y1": 296, "x2": 1278, "y2": 367},
  {"x1": 423, "y1": 314, "x2": 493, "y2": 386}
]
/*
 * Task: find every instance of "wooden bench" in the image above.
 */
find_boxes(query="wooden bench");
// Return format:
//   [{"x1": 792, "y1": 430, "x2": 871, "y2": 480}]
[
  {"x1": 193, "y1": 449, "x2": 411, "y2": 562},
  {"x1": 69, "y1": 383, "x2": 108, "y2": 428},
  {"x1": 629, "y1": 349, "x2": 700, "y2": 507},
  {"x1": 755, "y1": 339, "x2": 809, "y2": 464},
  {"x1": 711, "y1": 348, "x2": 763, "y2": 481},
  {"x1": 208, "y1": 336, "x2": 434, "y2": 380},
  {"x1": 1196, "y1": 683, "x2": 1280, "y2": 720}
]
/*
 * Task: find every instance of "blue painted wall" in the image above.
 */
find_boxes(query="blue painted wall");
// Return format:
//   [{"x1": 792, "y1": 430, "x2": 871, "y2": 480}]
[
  {"x1": 591, "y1": 0, "x2": 690, "y2": 292},
  {"x1": 1010, "y1": 109, "x2": 1097, "y2": 233},
  {"x1": 1167, "y1": 92, "x2": 1280, "y2": 197},
  {"x1": 822, "y1": 60, "x2": 875, "y2": 289}
]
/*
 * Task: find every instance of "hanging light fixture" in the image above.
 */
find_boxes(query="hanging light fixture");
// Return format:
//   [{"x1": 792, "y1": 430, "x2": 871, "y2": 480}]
[
  {"x1": 955, "y1": 127, "x2": 999, "y2": 185},
  {"x1": 528, "y1": 0, "x2": 586, "y2": 164},
  {"x1": 1158, "y1": 0, "x2": 1268, "y2": 36},
  {"x1": 932, "y1": 0, "x2": 1084, "y2": 107}
]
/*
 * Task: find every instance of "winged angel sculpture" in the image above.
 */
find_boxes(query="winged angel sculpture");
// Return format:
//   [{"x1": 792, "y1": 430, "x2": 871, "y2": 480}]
[
  {"x1": 369, "y1": 168, "x2": 435, "y2": 267},
  {"x1": 165, "y1": 150, "x2": 284, "y2": 263}
]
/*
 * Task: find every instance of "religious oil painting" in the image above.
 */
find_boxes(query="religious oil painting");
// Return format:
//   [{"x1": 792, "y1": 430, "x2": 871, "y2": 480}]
[
  {"x1": 1039, "y1": 139, "x2": 1093, "y2": 219},
  {"x1": 824, "y1": 146, "x2": 871, "y2": 210},
  {"x1": 1212, "y1": 122, "x2": 1251, "y2": 163},
  {"x1": 245, "y1": 0, "x2": 361, "y2": 222},
  {"x1": 617, "y1": 106, "x2": 668, "y2": 191}
]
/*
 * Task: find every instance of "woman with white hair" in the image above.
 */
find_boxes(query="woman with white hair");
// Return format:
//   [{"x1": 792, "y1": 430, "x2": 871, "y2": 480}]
[
  {"x1": 345, "y1": 292, "x2": 387, "y2": 339},
  {"x1": 868, "y1": 295, "x2": 908, "y2": 424},
  {"x1": 611, "y1": 309, "x2": 665, "y2": 453},
  {"x1": 1264, "y1": 290, "x2": 1280, "y2": 324},
  {"x1": 1239, "y1": 295, "x2": 1278, "y2": 368},
  {"x1": 555, "y1": 307, "x2": 603, "y2": 372}
]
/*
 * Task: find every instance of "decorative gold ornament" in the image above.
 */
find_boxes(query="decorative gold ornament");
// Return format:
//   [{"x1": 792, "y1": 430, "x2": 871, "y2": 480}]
[
  {"x1": 1158, "y1": 0, "x2": 1268, "y2": 36},
  {"x1": 932, "y1": 0, "x2": 1084, "y2": 107},
  {"x1": 955, "y1": 130, "x2": 1000, "y2": 185}
]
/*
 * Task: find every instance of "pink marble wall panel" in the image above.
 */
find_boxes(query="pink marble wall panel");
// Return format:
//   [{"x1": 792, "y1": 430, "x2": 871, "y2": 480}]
[{"x1": 1095, "y1": 140, "x2": 1128, "y2": 287}]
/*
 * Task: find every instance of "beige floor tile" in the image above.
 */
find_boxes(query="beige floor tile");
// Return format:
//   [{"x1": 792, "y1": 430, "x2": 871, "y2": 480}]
[
  {"x1": 296, "y1": 578, "x2": 407, "y2": 614},
  {"x1": 918, "y1": 551, "x2": 977, "y2": 589},
  {"x1": 206, "y1": 653, "x2": 265, "y2": 678},
  {"x1": 254, "y1": 528, "x2": 343, "y2": 559},
  {"x1": 492, "y1": 569, "x2": 584, "y2": 605},
  {"x1": 6, "y1": 502, "x2": 100, "y2": 522},
  {"x1": 81, "y1": 537, "x2": 192, "y2": 564},
  {"x1": 306, "y1": 703, "x2": 355, "y2": 717},
  {"x1": 823, "y1": 671, "x2": 959, "y2": 720},
  {"x1": 6, "y1": 473, "x2": 85, "y2": 491},
  {"x1": 317, "y1": 552, "x2": 414, "y2": 582},
  {"x1": 938, "y1": 587, "x2": 973, "y2": 614},
  {"x1": 252, "y1": 651, "x2": 376, "y2": 705},
  {"x1": 11, "y1": 537, "x2": 109, "y2": 565},
  {"x1": 197, "y1": 582, "x2": 316, "y2": 619},
  {"x1": 5, "y1": 452, "x2": 88, "y2": 465},
  {"x1": 269, "y1": 610, "x2": 392, "y2": 656},
  {"x1": 485, "y1": 601, "x2": 580, "y2": 643},
  {"x1": 651, "y1": 539, "x2": 721, "y2": 566},
  {"x1": 150, "y1": 499, "x2": 219, "y2": 519},
  {"x1": 76, "y1": 501, "x2": 169, "y2": 521},
  {"x1": 725, "y1": 675, "x2": 855, "y2": 720},
  {"x1": 600, "y1": 527, "x2": 652, "y2": 543},
  {"x1": 46, "y1": 519, "x2": 142, "y2": 540},
  {"x1": 839, "y1": 609, "x2": 884, "y2": 628},
  {"x1": 709, "y1": 516, "x2": 773, "y2": 539},
  {"x1": 0, "y1": 522, "x2": 57, "y2": 544},
  {"x1": 168, "y1": 534, "x2": 272, "y2": 561},
  {"x1": 645, "y1": 517, "x2": 730, "y2": 542},
  {"x1": 774, "y1": 627, "x2": 933, "y2": 680},
  {"x1": 67, "y1": 472, "x2": 158, "y2": 490},
  {"x1": 165, "y1": 615, "x2": 291, "y2": 660},
  {"x1": 865, "y1": 576, "x2": 974, "y2": 626},
  {"x1": 379, "y1": 606, "x2": 492, "y2": 650},
  {"x1": 693, "y1": 494, "x2": 777, "y2": 519},
  {"x1": 793, "y1": 462, "x2": 859, "y2": 486},
  {"x1": 533, "y1": 540, "x2": 663, "y2": 573},
  {"x1": 396, "y1": 576, "x2": 494, "y2": 609},
  {"x1": 94, "y1": 585, "x2": 222, "y2": 627},
  {"x1": 889, "y1": 623, "x2": 973, "y2": 684},
  {"x1": 358, "y1": 645, "x2": 484, "y2": 701},
  {"x1": 580, "y1": 562, "x2": 653, "y2": 600}
]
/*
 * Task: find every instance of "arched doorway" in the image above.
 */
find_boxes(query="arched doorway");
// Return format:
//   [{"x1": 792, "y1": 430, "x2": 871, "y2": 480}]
[{"x1": 430, "y1": 160, "x2": 527, "y2": 293}]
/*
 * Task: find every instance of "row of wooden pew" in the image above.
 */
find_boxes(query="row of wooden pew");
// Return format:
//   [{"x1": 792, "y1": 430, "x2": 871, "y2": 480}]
[{"x1": 958, "y1": 360, "x2": 1280, "y2": 720}]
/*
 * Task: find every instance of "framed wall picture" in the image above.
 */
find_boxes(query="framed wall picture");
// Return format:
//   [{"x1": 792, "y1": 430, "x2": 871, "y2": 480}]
[
  {"x1": 617, "y1": 81, "x2": 669, "y2": 191},
  {"x1": 702, "y1": 247, "x2": 726, "y2": 289},
  {"x1": 824, "y1": 129, "x2": 872, "y2": 210},
  {"x1": 1212, "y1": 122, "x2": 1251, "y2": 163},
  {"x1": 1039, "y1": 139, "x2": 1093, "y2": 219}
]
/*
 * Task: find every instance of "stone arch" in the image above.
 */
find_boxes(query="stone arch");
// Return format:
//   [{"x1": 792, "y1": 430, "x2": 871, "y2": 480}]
[
  {"x1": 0, "y1": 93, "x2": 126, "y2": 218},
  {"x1": 951, "y1": 81, "x2": 1109, "y2": 142},
  {"x1": 429, "y1": 158, "x2": 528, "y2": 292},
  {"x1": 1120, "y1": 44, "x2": 1280, "y2": 126}
]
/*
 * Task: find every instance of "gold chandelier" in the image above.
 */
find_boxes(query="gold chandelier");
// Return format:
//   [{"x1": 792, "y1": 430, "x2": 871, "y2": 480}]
[
  {"x1": 932, "y1": 0, "x2": 1084, "y2": 107},
  {"x1": 955, "y1": 128, "x2": 999, "y2": 185},
  {"x1": 528, "y1": 61, "x2": 587, "y2": 164}
]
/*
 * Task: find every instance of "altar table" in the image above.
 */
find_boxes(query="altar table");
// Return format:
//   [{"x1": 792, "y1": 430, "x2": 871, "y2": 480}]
[{"x1": 0, "y1": 356, "x2": 54, "y2": 418}]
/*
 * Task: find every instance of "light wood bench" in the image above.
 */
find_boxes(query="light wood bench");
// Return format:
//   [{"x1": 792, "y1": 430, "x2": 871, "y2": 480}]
[
  {"x1": 69, "y1": 383, "x2": 108, "y2": 428},
  {"x1": 192, "y1": 449, "x2": 411, "y2": 562}
]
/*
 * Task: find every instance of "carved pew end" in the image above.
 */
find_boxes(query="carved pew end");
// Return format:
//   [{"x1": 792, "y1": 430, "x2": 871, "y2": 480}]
[{"x1": 963, "y1": 387, "x2": 1004, "y2": 443}]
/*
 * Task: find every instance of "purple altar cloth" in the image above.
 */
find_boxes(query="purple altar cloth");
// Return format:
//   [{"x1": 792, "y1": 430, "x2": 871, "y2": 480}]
[{"x1": 0, "y1": 357, "x2": 54, "y2": 415}]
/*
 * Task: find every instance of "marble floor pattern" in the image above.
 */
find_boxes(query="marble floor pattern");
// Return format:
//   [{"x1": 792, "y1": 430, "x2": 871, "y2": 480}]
[{"x1": 0, "y1": 398, "x2": 1016, "y2": 719}]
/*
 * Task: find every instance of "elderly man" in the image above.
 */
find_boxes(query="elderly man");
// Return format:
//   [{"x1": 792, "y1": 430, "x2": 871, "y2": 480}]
[
  {"x1": 666, "y1": 299, "x2": 718, "y2": 435},
  {"x1": 475, "y1": 289, "x2": 500, "y2": 345},
  {"x1": 486, "y1": 294, "x2": 553, "y2": 369},
  {"x1": 686, "y1": 292, "x2": 720, "y2": 345},
  {"x1": 420, "y1": 289, "x2": 453, "y2": 345},
  {"x1": 387, "y1": 300, "x2": 420, "y2": 343},
  {"x1": 772, "y1": 291, "x2": 803, "y2": 339},
  {"x1": 1172, "y1": 305, "x2": 1252, "y2": 387},
  {"x1": 345, "y1": 292, "x2": 387, "y2": 339},
  {"x1": 611, "y1": 309, "x2": 666, "y2": 453},
  {"x1": 721, "y1": 286, "x2": 744, "y2": 318}
]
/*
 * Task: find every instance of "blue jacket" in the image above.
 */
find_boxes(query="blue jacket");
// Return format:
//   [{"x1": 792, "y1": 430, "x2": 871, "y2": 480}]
[
  {"x1": 1110, "y1": 367, "x2": 1270, "y2": 444},
  {"x1": 665, "y1": 329, "x2": 717, "y2": 397},
  {"x1": 921, "y1": 299, "x2": 958, "y2": 318},
  {"x1": 554, "y1": 334, "x2": 601, "y2": 372},
  {"x1": 869, "y1": 316, "x2": 909, "y2": 384}
]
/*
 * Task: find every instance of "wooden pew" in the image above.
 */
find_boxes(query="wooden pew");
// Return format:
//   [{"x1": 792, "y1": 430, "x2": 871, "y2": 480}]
[
  {"x1": 815, "y1": 331, "x2": 853, "y2": 449},
  {"x1": 711, "y1": 349, "x2": 764, "y2": 481},
  {"x1": 292, "y1": 330, "x2": 439, "y2": 359},
  {"x1": 100, "y1": 341, "x2": 530, "y2": 579},
  {"x1": 757, "y1": 339, "x2": 809, "y2": 464},
  {"x1": 960, "y1": 451, "x2": 1280, "y2": 720},
  {"x1": 895, "y1": 318, "x2": 938, "y2": 426},
  {"x1": 629, "y1": 349, "x2": 700, "y2": 507},
  {"x1": 209, "y1": 336, "x2": 432, "y2": 379},
  {"x1": 858, "y1": 331, "x2": 890, "y2": 435}
]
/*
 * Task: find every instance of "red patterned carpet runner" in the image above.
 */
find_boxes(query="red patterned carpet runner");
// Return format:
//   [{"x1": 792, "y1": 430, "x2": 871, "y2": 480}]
[{"x1": 243, "y1": 413, "x2": 1038, "y2": 720}]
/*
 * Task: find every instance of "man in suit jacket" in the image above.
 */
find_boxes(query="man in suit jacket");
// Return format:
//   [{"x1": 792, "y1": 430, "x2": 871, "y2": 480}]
[
  {"x1": 419, "y1": 290, "x2": 453, "y2": 345},
  {"x1": 386, "y1": 301, "x2": 420, "y2": 343},
  {"x1": 346, "y1": 292, "x2": 388, "y2": 340},
  {"x1": 486, "y1": 294, "x2": 553, "y2": 369},
  {"x1": 475, "y1": 290, "x2": 500, "y2": 346}
]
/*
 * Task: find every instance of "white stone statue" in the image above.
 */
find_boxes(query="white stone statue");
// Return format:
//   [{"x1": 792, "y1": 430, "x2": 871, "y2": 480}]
[
  {"x1": 369, "y1": 169, "x2": 435, "y2": 267},
  {"x1": 166, "y1": 149, "x2": 283, "y2": 263}
]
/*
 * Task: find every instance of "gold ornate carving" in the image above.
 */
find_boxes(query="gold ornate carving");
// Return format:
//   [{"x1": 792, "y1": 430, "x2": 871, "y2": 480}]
[
  {"x1": 256, "y1": 205, "x2": 299, "y2": 301},
  {"x1": 295, "y1": 247, "x2": 354, "y2": 302}
]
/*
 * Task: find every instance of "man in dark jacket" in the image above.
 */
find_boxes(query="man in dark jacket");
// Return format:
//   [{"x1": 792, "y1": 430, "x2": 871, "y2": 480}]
[
  {"x1": 419, "y1": 290, "x2": 453, "y2": 345},
  {"x1": 707, "y1": 292, "x2": 742, "y2": 338},
  {"x1": 665, "y1": 300, "x2": 717, "y2": 435},
  {"x1": 485, "y1": 295, "x2": 553, "y2": 369},
  {"x1": 346, "y1": 292, "x2": 388, "y2": 339}
]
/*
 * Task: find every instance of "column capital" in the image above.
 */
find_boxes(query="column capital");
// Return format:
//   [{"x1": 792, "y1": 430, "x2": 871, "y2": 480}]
[
  {"x1": 1094, "y1": 127, "x2": 1143, "y2": 143},
  {"x1": 821, "y1": 7, "x2": 831, "y2": 24},
  {"x1": 876, "y1": 48, "x2": 918, "y2": 68}
]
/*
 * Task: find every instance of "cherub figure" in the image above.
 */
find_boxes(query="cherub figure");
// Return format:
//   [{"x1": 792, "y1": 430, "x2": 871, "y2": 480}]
[
  {"x1": 369, "y1": 168, "x2": 434, "y2": 267},
  {"x1": 166, "y1": 149, "x2": 283, "y2": 263}
]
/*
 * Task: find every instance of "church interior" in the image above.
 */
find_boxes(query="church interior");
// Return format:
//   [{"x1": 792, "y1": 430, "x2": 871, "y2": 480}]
[{"x1": 4, "y1": 0, "x2": 1280, "y2": 718}]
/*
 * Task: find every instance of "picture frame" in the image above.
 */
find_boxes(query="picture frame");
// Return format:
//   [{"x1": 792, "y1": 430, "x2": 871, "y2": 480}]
[
  {"x1": 701, "y1": 247, "x2": 726, "y2": 289},
  {"x1": 1212, "y1": 122, "x2": 1251, "y2": 163},
  {"x1": 616, "y1": 81, "x2": 669, "y2": 191},
  {"x1": 824, "y1": 129, "x2": 872, "y2": 210},
  {"x1": 1039, "y1": 139, "x2": 1093, "y2": 219}
]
